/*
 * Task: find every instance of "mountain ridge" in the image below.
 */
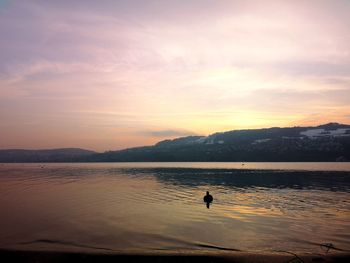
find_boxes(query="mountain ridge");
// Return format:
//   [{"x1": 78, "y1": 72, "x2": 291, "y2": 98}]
[
  {"x1": 86, "y1": 122, "x2": 350, "y2": 162},
  {"x1": 1, "y1": 123, "x2": 350, "y2": 162},
  {"x1": 0, "y1": 148, "x2": 96, "y2": 163}
]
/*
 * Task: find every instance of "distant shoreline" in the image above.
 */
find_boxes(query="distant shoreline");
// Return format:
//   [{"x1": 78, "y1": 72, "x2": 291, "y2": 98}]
[
  {"x1": 1, "y1": 161, "x2": 350, "y2": 163},
  {"x1": 1, "y1": 123, "x2": 350, "y2": 162}
]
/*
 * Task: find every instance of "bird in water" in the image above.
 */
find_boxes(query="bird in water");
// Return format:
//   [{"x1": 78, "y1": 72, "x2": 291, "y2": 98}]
[{"x1": 203, "y1": 191, "x2": 213, "y2": 209}]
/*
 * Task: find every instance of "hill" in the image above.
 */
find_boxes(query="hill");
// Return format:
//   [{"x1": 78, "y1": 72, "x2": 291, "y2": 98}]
[
  {"x1": 84, "y1": 122, "x2": 350, "y2": 162},
  {"x1": 1, "y1": 123, "x2": 350, "y2": 162},
  {"x1": 0, "y1": 148, "x2": 97, "y2": 162}
]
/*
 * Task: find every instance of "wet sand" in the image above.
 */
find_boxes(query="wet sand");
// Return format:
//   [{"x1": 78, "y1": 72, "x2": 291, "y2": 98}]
[{"x1": 1, "y1": 249, "x2": 349, "y2": 263}]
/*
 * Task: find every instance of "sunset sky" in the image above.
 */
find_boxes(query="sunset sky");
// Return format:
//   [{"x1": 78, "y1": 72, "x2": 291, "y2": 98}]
[{"x1": 1, "y1": 0, "x2": 350, "y2": 151}]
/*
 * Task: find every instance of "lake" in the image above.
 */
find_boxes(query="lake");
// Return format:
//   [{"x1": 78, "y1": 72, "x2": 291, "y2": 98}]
[{"x1": 0, "y1": 162, "x2": 350, "y2": 255}]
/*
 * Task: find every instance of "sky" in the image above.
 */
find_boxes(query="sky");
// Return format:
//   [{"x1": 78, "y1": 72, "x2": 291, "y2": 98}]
[{"x1": 0, "y1": 0, "x2": 350, "y2": 151}]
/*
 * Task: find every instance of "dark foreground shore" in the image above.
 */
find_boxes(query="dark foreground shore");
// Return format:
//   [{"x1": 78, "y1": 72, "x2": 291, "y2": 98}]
[{"x1": 1, "y1": 249, "x2": 350, "y2": 263}]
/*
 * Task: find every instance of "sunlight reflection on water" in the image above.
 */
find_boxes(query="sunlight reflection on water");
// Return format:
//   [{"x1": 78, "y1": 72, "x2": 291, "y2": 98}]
[{"x1": 0, "y1": 162, "x2": 349, "y2": 254}]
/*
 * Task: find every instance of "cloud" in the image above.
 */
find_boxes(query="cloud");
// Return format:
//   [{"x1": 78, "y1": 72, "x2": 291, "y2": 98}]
[
  {"x1": 290, "y1": 109, "x2": 350, "y2": 127},
  {"x1": 140, "y1": 129, "x2": 197, "y2": 138},
  {"x1": 0, "y1": 0, "x2": 350, "y2": 150}
]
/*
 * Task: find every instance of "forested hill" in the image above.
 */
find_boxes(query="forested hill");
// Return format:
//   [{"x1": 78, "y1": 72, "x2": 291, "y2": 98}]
[
  {"x1": 84, "y1": 123, "x2": 350, "y2": 162},
  {"x1": 0, "y1": 148, "x2": 96, "y2": 162},
  {"x1": 1, "y1": 123, "x2": 350, "y2": 162}
]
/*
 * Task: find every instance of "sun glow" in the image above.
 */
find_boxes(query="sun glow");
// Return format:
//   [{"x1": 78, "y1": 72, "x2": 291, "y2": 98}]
[{"x1": 0, "y1": 0, "x2": 349, "y2": 150}]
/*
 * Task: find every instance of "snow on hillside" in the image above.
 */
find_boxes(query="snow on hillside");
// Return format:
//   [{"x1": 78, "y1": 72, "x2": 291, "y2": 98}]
[{"x1": 300, "y1": 128, "x2": 350, "y2": 138}]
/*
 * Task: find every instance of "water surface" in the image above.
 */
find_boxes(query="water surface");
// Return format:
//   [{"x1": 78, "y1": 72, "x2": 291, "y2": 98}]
[{"x1": 0, "y1": 162, "x2": 350, "y2": 255}]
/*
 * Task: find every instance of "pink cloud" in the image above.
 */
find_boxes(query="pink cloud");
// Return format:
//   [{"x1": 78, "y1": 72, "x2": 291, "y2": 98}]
[{"x1": 0, "y1": 0, "x2": 349, "y2": 150}]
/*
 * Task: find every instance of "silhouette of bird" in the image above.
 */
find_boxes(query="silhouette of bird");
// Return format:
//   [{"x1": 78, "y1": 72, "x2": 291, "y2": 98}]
[{"x1": 203, "y1": 191, "x2": 213, "y2": 208}]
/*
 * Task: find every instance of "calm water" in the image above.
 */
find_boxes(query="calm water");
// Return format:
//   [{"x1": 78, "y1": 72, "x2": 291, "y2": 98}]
[{"x1": 0, "y1": 162, "x2": 350, "y2": 255}]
